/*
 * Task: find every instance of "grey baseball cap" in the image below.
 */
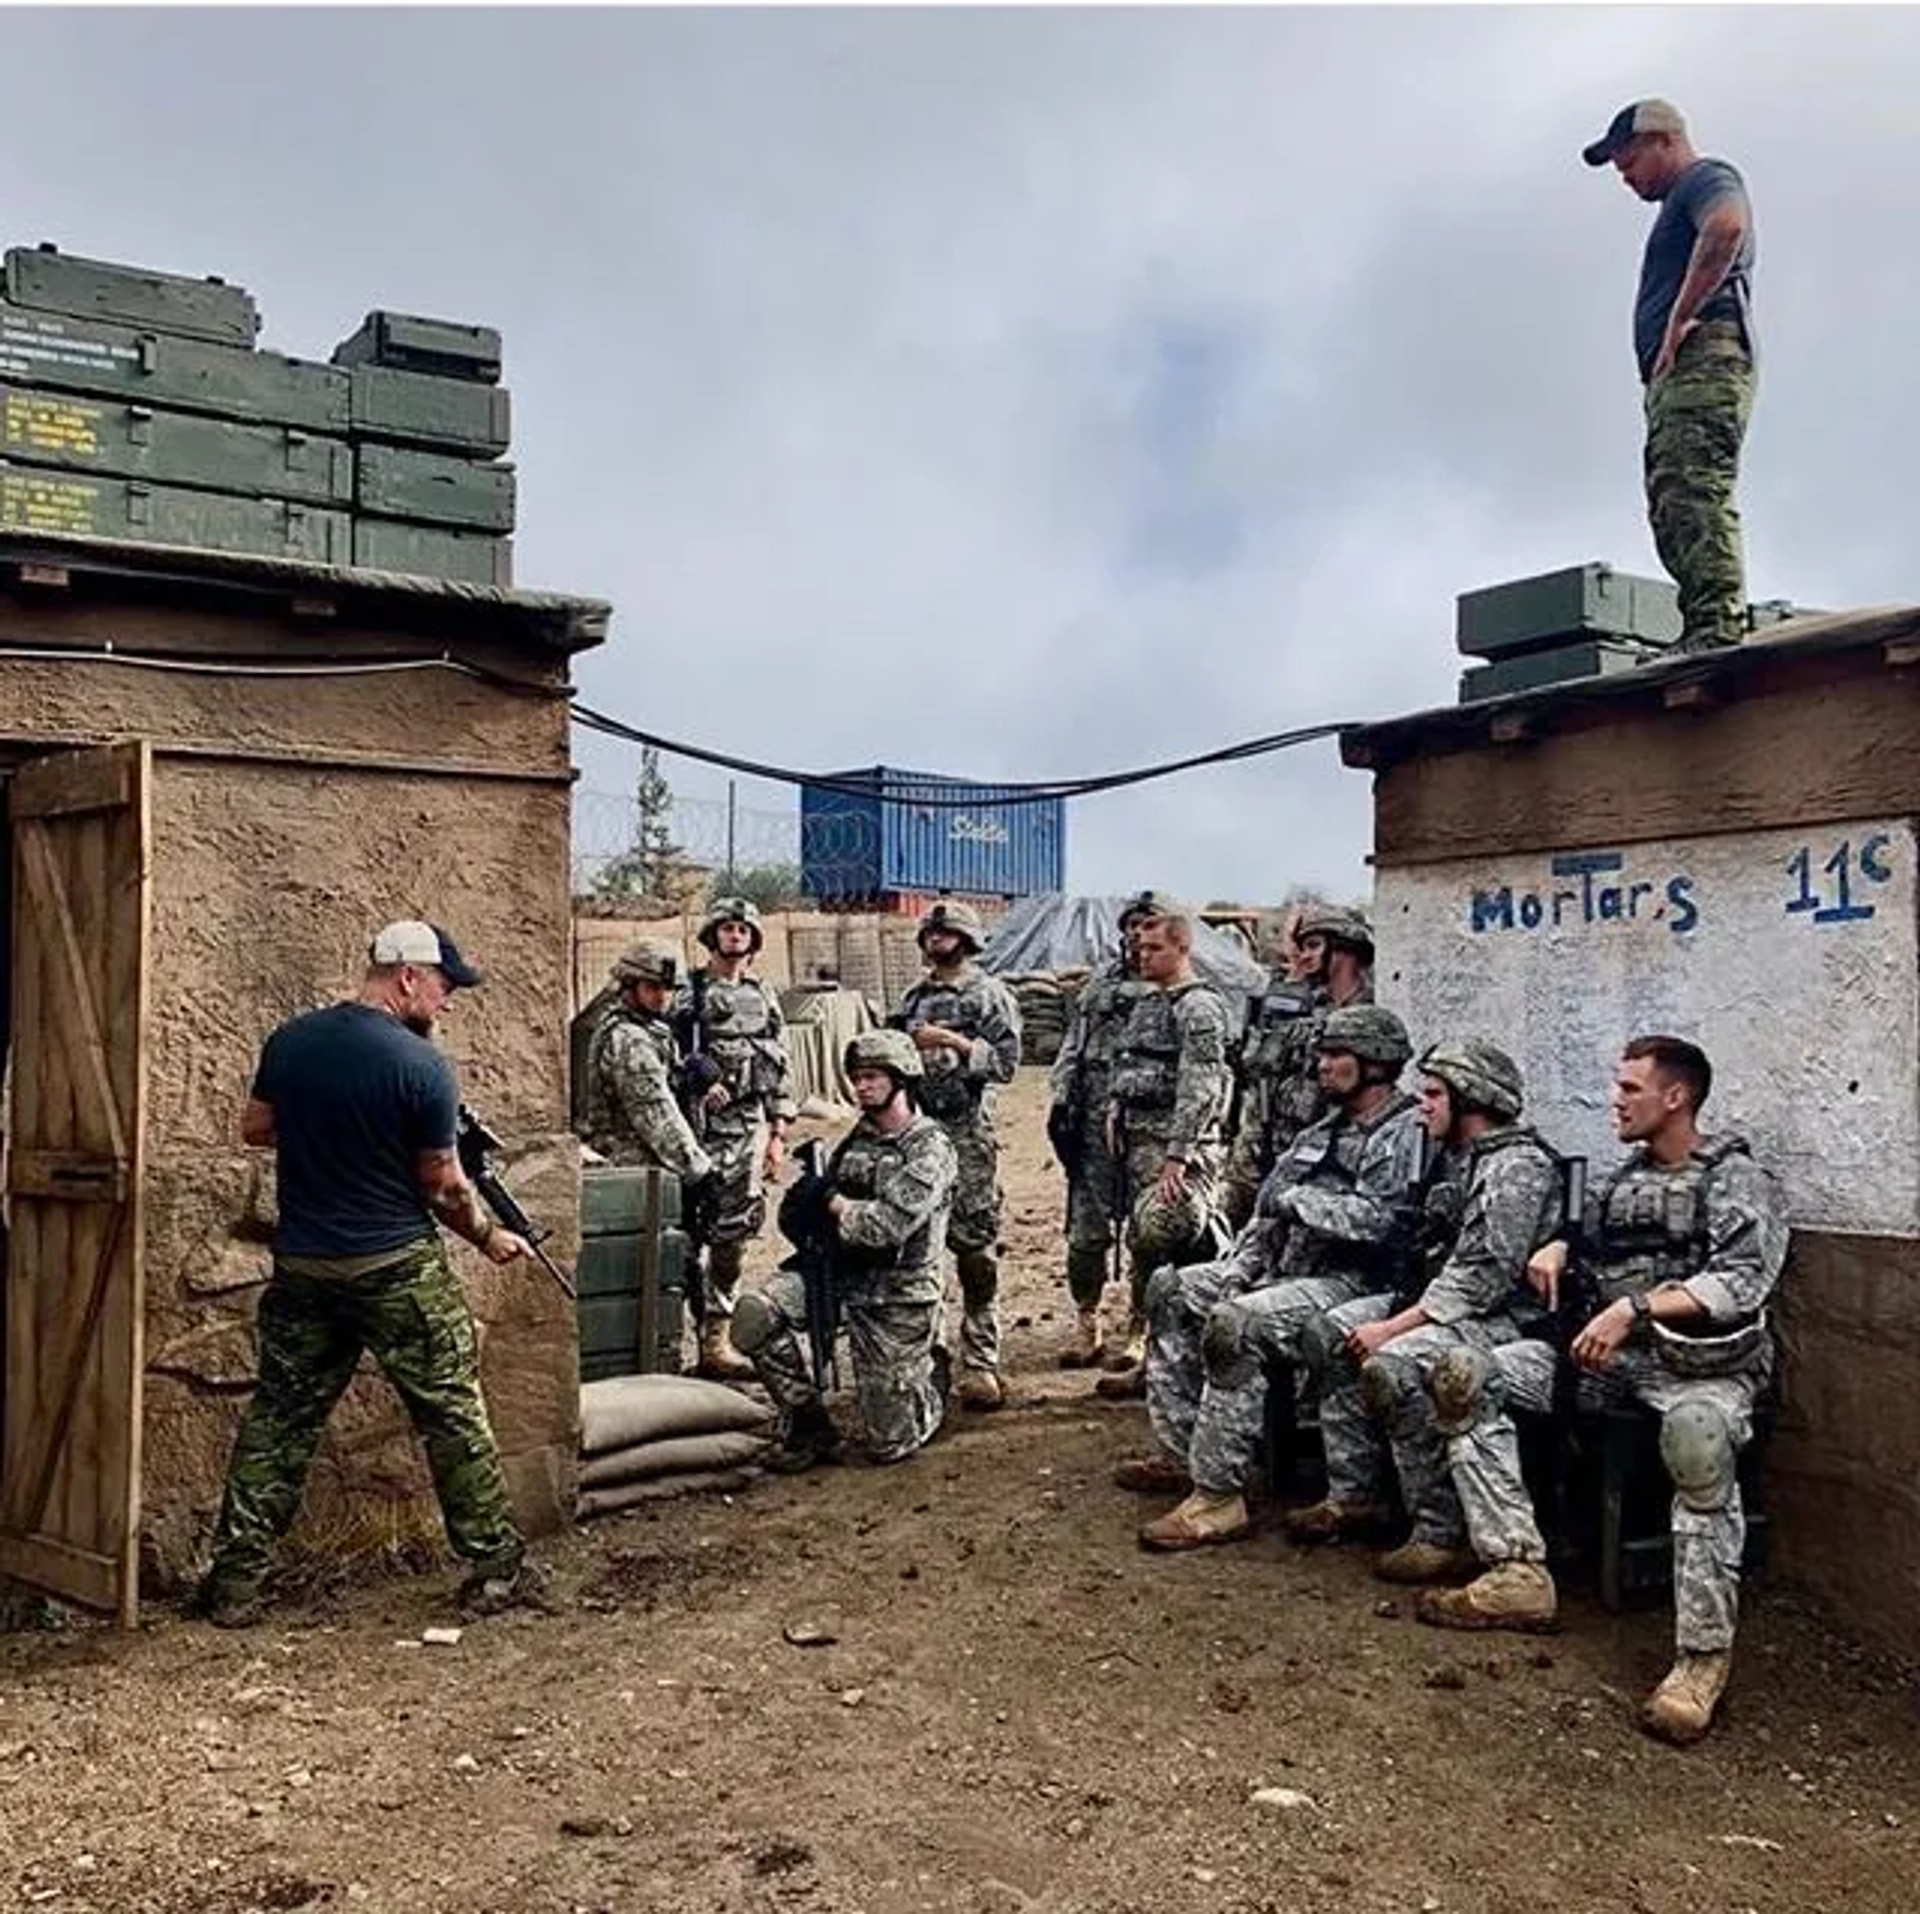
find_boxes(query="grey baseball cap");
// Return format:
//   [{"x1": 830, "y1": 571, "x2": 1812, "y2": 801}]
[
  {"x1": 1582, "y1": 98, "x2": 1687, "y2": 167},
  {"x1": 370, "y1": 919, "x2": 483, "y2": 988}
]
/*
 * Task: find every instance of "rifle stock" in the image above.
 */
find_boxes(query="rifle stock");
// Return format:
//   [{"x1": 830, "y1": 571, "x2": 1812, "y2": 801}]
[{"x1": 791, "y1": 1137, "x2": 840, "y2": 1394}]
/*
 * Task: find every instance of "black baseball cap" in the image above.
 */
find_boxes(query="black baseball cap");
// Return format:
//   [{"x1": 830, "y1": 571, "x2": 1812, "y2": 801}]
[
  {"x1": 1582, "y1": 98, "x2": 1687, "y2": 167},
  {"x1": 369, "y1": 919, "x2": 484, "y2": 988}
]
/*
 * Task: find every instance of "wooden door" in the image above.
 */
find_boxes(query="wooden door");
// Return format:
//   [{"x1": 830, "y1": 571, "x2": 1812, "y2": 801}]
[{"x1": 0, "y1": 742, "x2": 150, "y2": 1625}]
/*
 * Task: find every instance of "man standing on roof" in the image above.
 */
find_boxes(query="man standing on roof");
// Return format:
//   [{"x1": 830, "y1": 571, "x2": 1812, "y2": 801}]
[
  {"x1": 891, "y1": 902, "x2": 1023, "y2": 1410},
  {"x1": 1583, "y1": 98, "x2": 1757, "y2": 654}
]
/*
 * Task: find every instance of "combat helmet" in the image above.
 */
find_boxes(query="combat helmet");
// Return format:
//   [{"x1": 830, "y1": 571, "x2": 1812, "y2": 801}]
[
  {"x1": 844, "y1": 1028, "x2": 925, "y2": 1082},
  {"x1": 1316, "y1": 1003, "x2": 1413, "y2": 1069},
  {"x1": 1418, "y1": 1039, "x2": 1525, "y2": 1122},
  {"x1": 1296, "y1": 905, "x2": 1375, "y2": 962},
  {"x1": 1118, "y1": 889, "x2": 1182, "y2": 928},
  {"x1": 918, "y1": 899, "x2": 986, "y2": 954},
  {"x1": 609, "y1": 939, "x2": 685, "y2": 988},
  {"x1": 698, "y1": 894, "x2": 765, "y2": 952}
]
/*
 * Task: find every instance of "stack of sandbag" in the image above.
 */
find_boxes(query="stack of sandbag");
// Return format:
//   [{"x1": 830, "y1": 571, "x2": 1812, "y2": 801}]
[
  {"x1": 1007, "y1": 970, "x2": 1070, "y2": 1066},
  {"x1": 577, "y1": 1374, "x2": 776, "y2": 1518}
]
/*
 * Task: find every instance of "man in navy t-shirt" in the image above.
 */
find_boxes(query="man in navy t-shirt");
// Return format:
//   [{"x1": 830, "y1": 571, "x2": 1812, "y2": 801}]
[
  {"x1": 1584, "y1": 99, "x2": 1757, "y2": 653},
  {"x1": 195, "y1": 919, "x2": 542, "y2": 1627}
]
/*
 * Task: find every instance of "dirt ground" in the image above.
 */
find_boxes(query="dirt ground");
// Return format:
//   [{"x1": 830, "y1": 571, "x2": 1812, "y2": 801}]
[{"x1": 4, "y1": 1067, "x2": 1918, "y2": 1914}]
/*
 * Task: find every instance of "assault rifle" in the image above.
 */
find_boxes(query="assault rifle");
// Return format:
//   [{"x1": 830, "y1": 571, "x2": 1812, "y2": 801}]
[
  {"x1": 778, "y1": 1138, "x2": 840, "y2": 1393},
  {"x1": 455, "y1": 1104, "x2": 577, "y2": 1299},
  {"x1": 675, "y1": 968, "x2": 724, "y2": 1324}
]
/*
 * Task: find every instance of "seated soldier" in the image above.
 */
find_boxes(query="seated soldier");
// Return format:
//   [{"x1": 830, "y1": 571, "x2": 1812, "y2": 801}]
[
  {"x1": 1112, "y1": 1006, "x2": 1426, "y2": 1551},
  {"x1": 1417, "y1": 1035, "x2": 1789, "y2": 1749}
]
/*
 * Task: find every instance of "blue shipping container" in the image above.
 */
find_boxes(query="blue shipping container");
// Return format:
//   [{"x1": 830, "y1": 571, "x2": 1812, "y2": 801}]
[{"x1": 800, "y1": 766, "x2": 1065, "y2": 902}]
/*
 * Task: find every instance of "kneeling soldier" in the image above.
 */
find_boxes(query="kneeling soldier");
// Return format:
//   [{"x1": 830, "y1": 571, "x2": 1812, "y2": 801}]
[{"x1": 732, "y1": 1031, "x2": 959, "y2": 1471}]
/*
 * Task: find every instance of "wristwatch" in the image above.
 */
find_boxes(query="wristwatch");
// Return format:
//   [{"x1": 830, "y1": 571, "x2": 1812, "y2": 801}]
[{"x1": 1628, "y1": 1291, "x2": 1654, "y2": 1333}]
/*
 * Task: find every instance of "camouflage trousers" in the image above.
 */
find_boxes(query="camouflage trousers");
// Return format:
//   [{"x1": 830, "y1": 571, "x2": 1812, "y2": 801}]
[
  {"x1": 1062, "y1": 1112, "x2": 1125, "y2": 1308},
  {"x1": 932, "y1": 1113, "x2": 1002, "y2": 1373},
  {"x1": 1341, "y1": 1302, "x2": 1528, "y2": 1546},
  {"x1": 1644, "y1": 321, "x2": 1756, "y2": 650},
  {"x1": 1121, "y1": 1134, "x2": 1222, "y2": 1319},
  {"x1": 1438, "y1": 1340, "x2": 1759, "y2": 1654},
  {"x1": 741, "y1": 1268, "x2": 945, "y2": 1464},
  {"x1": 1147, "y1": 1267, "x2": 1358, "y2": 1497},
  {"x1": 205, "y1": 1238, "x2": 523, "y2": 1595},
  {"x1": 700, "y1": 1116, "x2": 770, "y2": 1321}
]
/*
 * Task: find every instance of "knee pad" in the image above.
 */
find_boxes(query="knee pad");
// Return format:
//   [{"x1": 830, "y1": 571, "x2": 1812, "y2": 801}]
[
  {"x1": 729, "y1": 1289, "x2": 776, "y2": 1356},
  {"x1": 1660, "y1": 1398, "x2": 1738, "y2": 1511},
  {"x1": 1201, "y1": 1301, "x2": 1248, "y2": 1375},
  {"x1": 956, "y1": 1248, "x2": 998, "y2": 1298},
  {"x1": 1428, "y1": 1346, "x2": 1498, "y2": 1436},
  {"x1": 1359, "y1": 1353, "x2": 1411, "y2": 1422},
  {"x1": 1298, "y1": 1308, "x2": 1348, "y2": 1374}
]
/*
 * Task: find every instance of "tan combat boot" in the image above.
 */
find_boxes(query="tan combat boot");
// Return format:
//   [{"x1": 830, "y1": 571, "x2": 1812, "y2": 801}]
[
  {"x1": 1374, "y1": 1540, "x2": 1479, "y2": 1586},
  {"x1": 1641, "y1": 1652, "x2": 1732, "y2": 1746},
  {"x1": 698, "y1": 1317, "x2": 757, "y2": 1382},
  {"x1": 955, "y1": 1369, "x2": 1006, "y2": 1412},
  {"x1": 1416, "y1": 1561, "x2": 1559, "y2": 1632},
  {"x1": 1057, "y1": 1306, "x2": 1106, "y2": 1370},
  {"x1": 1100, "y1": 1312, "x2": 1147, "y2": 1373},
  {"x1": 1282, "y1": 1498, "x2": 1392, "y2": 1545},
  {"x1": 1113, "y1": 1453, "x2": 1192, "y2": 1494},
  {"x1": 1139, "y1": 1491, "x2": 1252, "y2": 1552}
]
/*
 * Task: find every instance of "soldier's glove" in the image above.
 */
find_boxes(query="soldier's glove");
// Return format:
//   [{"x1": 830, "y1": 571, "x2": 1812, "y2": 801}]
[
  {"x1": 1045, "y1": 1103, "x2": 1081, "y2": 1173},
  {"x1": 683, "y1": 1053, "x2": 726, "y2": 1097},
  {"x1": 777, "y1": 1172, "x2": 838, "y2": 1249}
]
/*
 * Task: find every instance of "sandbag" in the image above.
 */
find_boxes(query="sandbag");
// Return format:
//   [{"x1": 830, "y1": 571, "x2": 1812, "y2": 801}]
[
  {"x1": 579, "y1": 1427, "x2": 772, "y2": 1488},
  {"x1": 578, "y1": 1374, "x2": 773, "y2": 1456},
  {"x1": 577, "y1": 1468, "x2": 762, "y2": 1519}
]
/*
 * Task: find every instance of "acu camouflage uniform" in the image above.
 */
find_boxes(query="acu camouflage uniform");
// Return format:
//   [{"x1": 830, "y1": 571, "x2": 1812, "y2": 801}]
[
  {"x1": 578, "y1": 1004, "x2": 713, "y2": 1185},
  {"x1": 1324, "y1": 1124, "x2": 1566, "y2": 1547},
  {"x1": 1433, "y1": 1134, "x2": 1789, "y2": 1654},
  {"x1": 1146, "y1": 1091, "x2": 1426, "y2": 1499},
  {"x1": 674, "y1": 966, "x2": 795, "y2": 1317},
  {"x1": 734, "y1": 1111, "x2": 958, "y2": 1464},
  {"x1": 893, "y1": 959, "x2": 1022, "y2": 1374},
  {"x1": 1049, "y1": 953, "x2": 1150, "y2": 1307},
  {"x1": 1108, "y1": 975, "x2": 1234, "y2": 1314}
]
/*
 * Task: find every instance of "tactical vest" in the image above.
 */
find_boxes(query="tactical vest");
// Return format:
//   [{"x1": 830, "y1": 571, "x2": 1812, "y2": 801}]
[
  {"x1": 1068, "y1": 968, "x2": 1150, "y2": 1096},
  {"x1": 1110, "y1": 982, "x2": 1201, "y2": 1112},
  {"x1": 580, "y1": 1009, "x2": 682, "y2": 1158},
  {"x1": 829, "y1": 1119, "x2": 944, "y2": 1276},
  {"x1": 689, "y1": 972, "x2": 786, "y2": 1105},
  {"x1": 1274, "y1": 1090, "x2": 1421, "y2": 1288},
  {"x1": 1464, "y1": 1125, "x2": 1565, "y2": 1331},
  {"x1": 896, "y1": 974, "x2": 991, "y2": 1122},
  {"x1": 1593, "y1": 1134, "x2": 1748, "y2": 1302}
]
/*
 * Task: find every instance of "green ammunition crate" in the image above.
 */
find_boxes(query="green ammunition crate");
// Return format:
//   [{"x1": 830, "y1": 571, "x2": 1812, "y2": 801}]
[
  {"x1": 352, "y1": 516, "x2": 512, "y2": 586},
  {"x1": 577, "y1": 1166, "x2": 692, "y2": 1381},
  {"x1": 0, "y1": 459, "x2": 349, "y2": 563},
  {"x1": 347, "y1": 364, "x2": 510, "y2": 456},
  {"x1": 0, "y1": 300, "x2": 347, "y2": 431},
  {"x1": 355, "y1": 444, "x2": 514, "y2": 532},
  {"x1": 332, "y1": 310, "x2": 502, "y2": 384},
  {"x1": 5, "y1": 244, "x2": 261, "y2": 348},
  {"x1": 1456, "y1": 563, "x2": 1681, "y2": 660},
  {"x1": 0, "y1": 383, "x2": 351, "y2": 505},
  {"x1": 1459, "y1": 638, "x2": 1649, "y2": 703}
]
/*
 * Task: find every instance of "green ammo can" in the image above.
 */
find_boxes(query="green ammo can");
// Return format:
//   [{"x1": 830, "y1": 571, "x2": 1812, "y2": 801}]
[
  {"x1": 5, "y1": 243, "x2": 262, "y2": 348},
  {"x1": 355, "y1": 443, "x2": 515, "y2": 531},
  {"x1": 331, "y1": 310, "x2": 503, "y2": 384},
  {"x1": 0, "y1": 383, "x2": 353, "y2": 505},
  {"x1": 347, "y1": 363, "x2": 511, "y2": 456},
  {"x1": 577, "y1": 1166, "x2": 693, "y2": 1382},
  {"x1": 351, "y1": 517, "x2": 512, "y2": 586}
]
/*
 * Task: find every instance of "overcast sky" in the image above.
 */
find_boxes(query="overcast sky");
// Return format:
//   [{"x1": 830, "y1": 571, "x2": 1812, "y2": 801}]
[{"x1": 5, "y1": 6, "x2": 1916, "y2": 903}]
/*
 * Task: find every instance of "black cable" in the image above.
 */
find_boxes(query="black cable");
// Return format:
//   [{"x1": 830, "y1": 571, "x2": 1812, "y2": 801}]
[
  {"x1": 0, "y1": 636, "x2": 1354, "y2": 809},
  {"x1": 569, "y1": 701, "x2": 1353, "y2": 808}
]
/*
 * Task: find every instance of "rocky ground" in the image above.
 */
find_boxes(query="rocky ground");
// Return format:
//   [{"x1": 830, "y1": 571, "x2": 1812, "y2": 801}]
[{"x1": 2, "y1": 1068, "x2": 1917, "y2": 1914}]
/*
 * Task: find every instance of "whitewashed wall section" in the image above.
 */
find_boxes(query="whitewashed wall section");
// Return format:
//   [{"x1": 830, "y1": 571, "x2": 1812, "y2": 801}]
[{"x1": 1373, "y1": 820, "x2": 1918, "y2": 1235}]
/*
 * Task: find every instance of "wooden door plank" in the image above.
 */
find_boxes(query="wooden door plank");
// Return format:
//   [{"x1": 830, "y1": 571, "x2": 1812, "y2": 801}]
[
  {"x1": 17, "y1": 820, "x2": 127, "y2": 1162},
  {"x1": 0, "y1": 1531, "x2": 118, "y2": 1613},
  {"x1": 8, "y1": 748, "x2": 133, "y2": 823},
  {"x1": 8, "y1": 1152, "x2": 129, "y2": 1203}
]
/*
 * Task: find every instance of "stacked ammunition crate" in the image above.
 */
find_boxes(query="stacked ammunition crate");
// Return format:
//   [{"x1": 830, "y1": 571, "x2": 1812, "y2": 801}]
[
  {"x1": 0, "y1": 242, "x2": 513, "y2": 585},
  {"x1": 1454, "y1": 562, "x2": 1680, "y2": 703}
]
